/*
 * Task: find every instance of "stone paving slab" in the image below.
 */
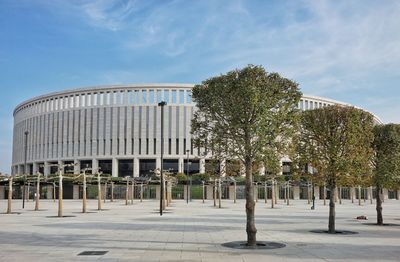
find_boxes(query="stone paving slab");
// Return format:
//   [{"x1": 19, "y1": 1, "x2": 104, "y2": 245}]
[{"x1": 0, "y1": 199, "x2": 399, "y2": 261}]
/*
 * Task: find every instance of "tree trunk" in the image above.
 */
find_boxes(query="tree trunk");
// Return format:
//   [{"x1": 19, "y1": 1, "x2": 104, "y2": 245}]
[
  {"x1": 53, "y1": 182, "x2": 56, "y2": 202},
  {"x1": 131, "y1": 181, "x2": 134, "y2": 205},
  {"x1": 264, "y1": 182, "x2": 267, "y2": 204},
  {"x1": 287, "y1": 182, "x2": 290, "y2": 206},
  {"x1": 323, "y1": 184, "x2": 326, "y2": 206},
  {"x1": 213, "y1": 180, "x2": 216, "y2": 207},
  {"x1": 328, "y1": 183, "x2": 336, "y2": 233},
  {"x1": 104, "y1": 182, "x2": 107, "y2": 204},
  {"x1": 370, "y1": 186, "x2": 373, "y2": 204},
  {"x1": 218, "y1": 179, "x2": 222, "y2": 208},
  {"x1": 284, "y1": 183, "x2": 287, "y2": 203},
  {"x1": 339, "y1": 187, "x2": 342, "y2": 205},
  {"x1": 82, "y1": 173, "x2": 87, "y2": 213},
  {"x1": 58, "y1": 173, "x2": 63, "y2": 217},
  {"x1": 202, "y1": 182, "x2": 205, "y2": 203},
  {"x1": 7, "y1": 177, "x2": 12, "y2": 214},
  {"x1": 140, "y1": 184, "x2": 143, "y2": 202},
  {"x1": 274, "y1": 182, "x2": 278, "y2": 204},
  {"x1": 351, "y1": 187, "x2": 354, "y2": 203},
  {"x1": 376, "y1": 185, "x2": 383, "y2": 225},
  {"x1": 35, "y1": 173, "x2": 40, "y2": 211},
  {"x1": 245, "y1": 157, "x2": 257, "y2": 246},
  {"x1": 125, "y1": 180, "x2": 129, "y2": 205},
  {"x1": 234, "y1": 182, "x2": 237, "y2": 204},
  {"x1": 111, "y1": 182, "x2": 114, "y2": 202},
  {"x1": 97, "y1": 174, "x2": 102, "y2": 211},
  {"x1": 307, "y1": 183, "x2": 311, "y2": 204},
  {"x1": 358, "y1": 186, "x2": 361, "y2": 206},
  {"x1": 27, "y1": 182, "x2": 30, "y2": 202},
  {"x1": 271, "y1": 179, "x2": 275, "y2": 208}
]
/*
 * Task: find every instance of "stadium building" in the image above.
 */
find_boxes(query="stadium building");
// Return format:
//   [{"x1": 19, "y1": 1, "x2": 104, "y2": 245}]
[{"x1": 12, "y1": 84, "x2": 382, "y2": 178}]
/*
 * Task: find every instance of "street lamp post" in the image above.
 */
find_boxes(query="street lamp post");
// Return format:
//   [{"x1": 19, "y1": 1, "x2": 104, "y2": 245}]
[
  {"x1": 22, "y1": 130, "x2": 29, "y2": 209},
  {"x1": 158, "y1": 101, "x2": 166, "y2": 216}
]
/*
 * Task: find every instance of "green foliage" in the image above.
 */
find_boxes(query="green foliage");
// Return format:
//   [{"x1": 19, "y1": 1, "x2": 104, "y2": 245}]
[
  {"x1": 192, "y1": 64, "x2": 302, "y2": 172},
  {"x1": 191, "y1": 173, "x2": 210, "y2": 182},
  {"x1": 175, "y1": 172, "x2": 188, "y2": 182},
  {"x1": 373, "y1": 124, "x2": 400, "y2": 189},
  {"x1": 297, "y1": 105, "x2": 375, "y2": 188}
]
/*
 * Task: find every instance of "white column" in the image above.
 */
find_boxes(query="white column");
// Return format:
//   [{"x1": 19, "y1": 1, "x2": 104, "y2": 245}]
[
  {"x1": 74, "y1": 159, "x2": 80, "y2": 174},
  {"x1": 32, "y1": 162, "x2": 38, "y2": 174},
  {"x1": 178, "y1": 157, "x2": 184, "y2": 173},
  {"x1": 200, "y1": 158, "x2": 205, "y2": 174},
  {"x1": 156, "y1": 157, "x2": 161, "y2": 171},
  {"x1": 134, "y1": 158, "x2": 139, "y2": 177},
  {"x1": 92, "y1": 159, "x2": 99, "y2": 174},
  {"x1": 44, "y1": 162, "x2": 50, "y2": 176},
  {"x1": 112, "y1": 158, "x2": 118, "y2": 177}
]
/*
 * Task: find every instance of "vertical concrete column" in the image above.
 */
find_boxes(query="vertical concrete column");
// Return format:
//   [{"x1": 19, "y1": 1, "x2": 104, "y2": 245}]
[
  {"x1": 314, "y1": 186, "x2": 320, "y2": 199},
  {"x1": 74, "y1": 159, "x2": 80, "y2": 174},
  {"x1": 178, "y1": 158, "x2": 184, "y2": 173},
  {"x1": 259, "y1": 163, "x2": 265, "y2": 176},
  {"x1": 156, "y1": 157, "x2": 161, "y2": 171},
  {"x1": 73, "y1": 185, "x2": 80, "y2": 199},
  {"x1": 155, "y1": 185, "x2": 160, "y2": 200},
  {"x1": 112, "y1": 158, "x2": 118, "y2": 177},
  {"x1": 58, "y1": 160, "x2": 64, "y2": 175},
  {"x1": 26, "y1": 164, "x2": 31, "y2": 175},
  {"x1": 229, "y1": 185, "x2": 235, "y2": 200},
  {"x1": 206, "y1": 185, "x2": 214, "y2": 200},
  {"x1": 200, "y1": 158, "x2": 205, "y2": 174},
  {"x1": 17, "y1": 165, "x2": 22, "y2": 175},
  {"x1": 0, "y1": 186, "x2": 4, "y2": 199},
  {"x1": 183, "y1": 185, "x2": 188, "y2": 200},
  {"x1": 46, "y1": 185, "x2": 53, "y2": 199},
  {"x1": 92, "y1": 159, "x2": 99, "y2": 174},
  {"x1": 134, "y1": 158, "x2": 140, "y2": 177},
  {"x1": 44, "y1": 162, "x2": 50, "y2": 176},
  {"x1": 32, "y1": 162, "x2": 38, "y2": 174},
  {"x1": 383, "y1": 189, "x2": 388, "y2": 200},
  {"x1": 293, "y1": 186, "x2": 300, "y2": 200}
]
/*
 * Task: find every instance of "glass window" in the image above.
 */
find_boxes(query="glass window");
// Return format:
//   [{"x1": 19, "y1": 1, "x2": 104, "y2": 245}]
[
  {"x1": 157, "y1": 90, "x2": 162, "y2": 103},
  {"x1": 186, "y1": 90, "x2": 192, "y2": 103},
  {"x1": 164, "y1": 90, "x2": 169, "y2": 103},
  {"x1": 179, "y1": 90, "x2": 184, "y2": 103},
  {"x1": 171, "y1": 90, "x2": 177, "y2": 103},
  {"x1": 142, "y1": 90, "x2": 147, "y2": 104},
  {"x1": 149, "y1": 89, "x2": 154, "y2": 104}
]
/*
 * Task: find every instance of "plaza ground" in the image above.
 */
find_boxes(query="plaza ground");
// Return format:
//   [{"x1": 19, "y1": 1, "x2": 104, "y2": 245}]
[{"x1": 0, "y1": 199, "x2": 399, "y2": 261}]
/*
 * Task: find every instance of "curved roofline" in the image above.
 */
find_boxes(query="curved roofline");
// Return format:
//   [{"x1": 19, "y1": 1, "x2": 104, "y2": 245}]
[
  {"x1": 13, "y1": 84, "x2": 383, "y2": 124},
  {"x1": 13, "y1": 83, "x2": 195, "y2": 115}
]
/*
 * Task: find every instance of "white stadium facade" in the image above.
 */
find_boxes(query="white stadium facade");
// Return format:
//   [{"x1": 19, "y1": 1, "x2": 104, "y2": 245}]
[{"x1": 12, "y1": 83, "x2": 383, "y2": 179}]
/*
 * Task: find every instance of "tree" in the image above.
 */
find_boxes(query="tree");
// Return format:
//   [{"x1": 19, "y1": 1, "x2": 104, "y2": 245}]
[
  {"x1": 298, "y1": 105, "x2": 374, "y2": 233},
  {"x1": 372, "y1": 124, "x2": 400, "y2": 225},
  {"x1": 192, "y1": 65, "x2": 301, "y2": 245}
]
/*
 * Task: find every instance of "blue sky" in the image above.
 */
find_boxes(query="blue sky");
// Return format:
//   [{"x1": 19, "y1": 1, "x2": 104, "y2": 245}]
[{"x1": 1, "y1": 0, "x2": 400, "y2": 174}]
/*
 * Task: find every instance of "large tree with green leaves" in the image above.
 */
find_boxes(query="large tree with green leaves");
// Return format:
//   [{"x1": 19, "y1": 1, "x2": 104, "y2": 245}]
[
  {"x1": 191, "y1": 65, "x2": 301, "y2": 245},
  {"x1": 298, "y1": 105, "x2": 374, "y2": 233},
  {"x1": 372, "y1": 124, "x2": 400, "y2": 225}
]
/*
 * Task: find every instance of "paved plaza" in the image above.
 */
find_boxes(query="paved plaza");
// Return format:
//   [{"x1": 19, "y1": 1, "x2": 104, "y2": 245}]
[{"x1": 0, "y1": 198, "x2": 399, "y2": 261}]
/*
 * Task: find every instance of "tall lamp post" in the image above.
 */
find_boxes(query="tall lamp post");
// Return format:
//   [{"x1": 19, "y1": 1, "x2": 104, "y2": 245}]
[
  {"x1": 22, "y1": 130, "x2": 29, "y2": 209},
  {"x1": 158, "y1": 101, "x2": 166, "y2": 216}
]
